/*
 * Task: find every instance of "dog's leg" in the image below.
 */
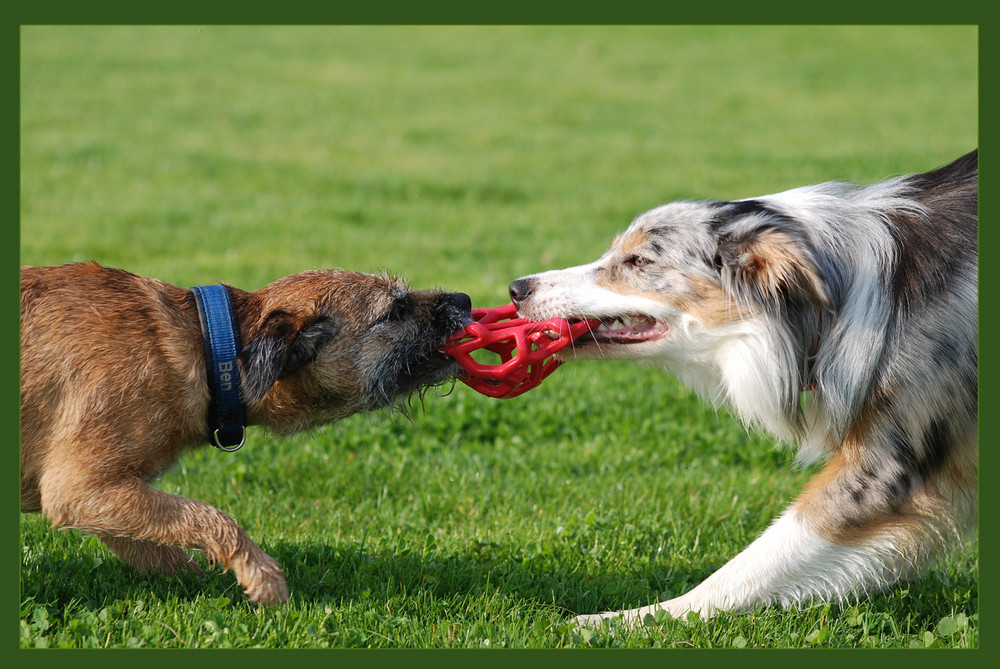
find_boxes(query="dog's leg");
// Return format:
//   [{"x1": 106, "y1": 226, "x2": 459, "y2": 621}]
[
  {"x1": 40, "y1": 464, "x2": 289, "y2": 606},
  {"x1": 577, "y1": 448, "x2": 968, "y2": 629},
  {"x1": 577, "y1": 507, "x2": 901, "y2": 628},
  {"x1": 99, "y1": 534, "x2": 203, "y2": 575}
]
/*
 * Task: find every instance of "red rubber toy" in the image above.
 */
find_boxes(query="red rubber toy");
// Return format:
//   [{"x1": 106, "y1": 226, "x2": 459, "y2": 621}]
[{"x1": 443, "y1": 303, "x2": 597, "y2": 398}]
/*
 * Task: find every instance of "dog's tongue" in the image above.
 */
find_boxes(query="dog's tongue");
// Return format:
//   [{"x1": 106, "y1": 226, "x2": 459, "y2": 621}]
[{"x1": 442, "y1": 303, "x2": 597, "y2": 398}]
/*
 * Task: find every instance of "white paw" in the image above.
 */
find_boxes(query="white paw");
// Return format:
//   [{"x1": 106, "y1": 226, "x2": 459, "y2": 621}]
[
  {"x1": 574, "y1": 612, "x2": 613, "y2": 628},
  {"x1": 574, "y1": 609, "x2": 645, "y2": 631}
]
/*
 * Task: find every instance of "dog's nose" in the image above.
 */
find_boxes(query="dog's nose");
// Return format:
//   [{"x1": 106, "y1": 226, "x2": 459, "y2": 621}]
[
  {"x1": 508, "y1": 278, "x2": 534, "y2": 305},
  {"x1": 446, "y1": 292, "x2": 473, "y2": 312}
]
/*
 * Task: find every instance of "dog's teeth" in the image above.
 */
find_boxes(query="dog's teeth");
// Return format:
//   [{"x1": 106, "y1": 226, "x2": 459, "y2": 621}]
[{"x1": 590, "y1": 315, "x2": 657, "y2": 337}]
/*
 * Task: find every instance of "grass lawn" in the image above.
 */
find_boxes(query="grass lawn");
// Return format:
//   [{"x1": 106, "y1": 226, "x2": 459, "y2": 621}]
[{"x1": 19, "y1": 26, "x2": 978, "y2": 649}]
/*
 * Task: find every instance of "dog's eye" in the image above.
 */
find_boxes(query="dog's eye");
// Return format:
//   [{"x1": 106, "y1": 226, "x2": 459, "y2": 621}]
[
  {"x1": 385, "y1": 295, "x2": 412, "y2": 321},
  {"x1": 625, "y1": 255, "x2": 651, "y2": 267}
]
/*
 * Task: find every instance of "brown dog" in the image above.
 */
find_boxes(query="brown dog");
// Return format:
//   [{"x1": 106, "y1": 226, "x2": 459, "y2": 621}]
[{"x1": 20, "y1": 262, "x2": 471, "y2": 605}]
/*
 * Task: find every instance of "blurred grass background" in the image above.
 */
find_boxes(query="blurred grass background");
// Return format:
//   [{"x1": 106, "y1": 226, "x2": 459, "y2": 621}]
[{"x1": 19, "y1": 26, "x2": 977, "y2": 649}]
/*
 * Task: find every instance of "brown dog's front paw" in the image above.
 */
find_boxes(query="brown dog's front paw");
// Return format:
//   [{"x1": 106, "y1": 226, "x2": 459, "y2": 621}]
[
  {"x1": 236, "y1": 551, "x2": 289, "y2": 606},
  {"x1": 244, "y1": 573, "x2": 290, "y2": 606},
  {"x1": 246, "y1": 577, "x2": 290, "y2": 606}
]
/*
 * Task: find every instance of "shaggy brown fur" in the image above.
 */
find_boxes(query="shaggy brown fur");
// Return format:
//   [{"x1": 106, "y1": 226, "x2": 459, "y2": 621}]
[{"x1": 20, "y1": 262, "x2": 471, "y2": 605}]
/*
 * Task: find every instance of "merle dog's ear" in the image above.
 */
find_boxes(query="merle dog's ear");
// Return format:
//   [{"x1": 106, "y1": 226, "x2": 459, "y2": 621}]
[
  {"x1": 716, "y1": 227, "x2": 830, "y2": 311},
  {"x1": 240, "y1": 311, "x2": 341, "y2": 404}
]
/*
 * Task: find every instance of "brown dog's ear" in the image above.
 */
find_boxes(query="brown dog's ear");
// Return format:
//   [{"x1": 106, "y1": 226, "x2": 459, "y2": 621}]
[
  {"x1": 717, "y1": 227, "x2": 830, "y2": 311},
  {"x1": 240, "y1": 311, "x2": 341, "y2": 404}
]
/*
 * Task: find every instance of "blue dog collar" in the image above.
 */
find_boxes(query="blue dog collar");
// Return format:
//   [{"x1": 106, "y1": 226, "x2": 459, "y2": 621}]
[{"x1": 191, "y1": 284, "x2": 246, "y2": 452}]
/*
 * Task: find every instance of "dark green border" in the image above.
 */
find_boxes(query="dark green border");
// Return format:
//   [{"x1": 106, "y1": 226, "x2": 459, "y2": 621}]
[{"x1": 8, "y1": 10, "x2": 991, "y2": 669}]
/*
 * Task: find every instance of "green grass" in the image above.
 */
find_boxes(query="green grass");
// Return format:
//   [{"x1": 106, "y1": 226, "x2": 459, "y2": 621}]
[{"x1": 19, "y1": 26, "x2": 978, "y2": 649}]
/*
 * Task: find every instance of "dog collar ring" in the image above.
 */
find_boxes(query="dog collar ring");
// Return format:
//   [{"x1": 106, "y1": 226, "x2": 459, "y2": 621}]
[{"x1": 212, "y1": 427, "x2": 246, "y2": 452}]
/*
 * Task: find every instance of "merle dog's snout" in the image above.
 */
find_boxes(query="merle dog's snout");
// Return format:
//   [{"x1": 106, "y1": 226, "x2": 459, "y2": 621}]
[{"x1": 508, "y1": 278, "x2": 534, "y2": 305}]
